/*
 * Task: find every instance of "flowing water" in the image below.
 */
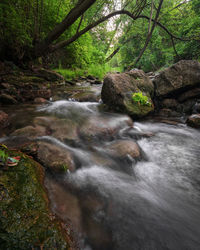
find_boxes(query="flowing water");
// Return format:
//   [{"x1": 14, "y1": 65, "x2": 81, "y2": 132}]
[{"x1": 1, "y1": 99, "x2": 200, "y2": 250}]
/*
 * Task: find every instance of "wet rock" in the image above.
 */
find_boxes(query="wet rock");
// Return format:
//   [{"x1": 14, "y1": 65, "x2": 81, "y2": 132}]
[
  {"x1": 72, "y1": 91, "x2": 100, "y2": 102},
  {"x1": 107, "y1": 140, "x2": 140, "y2": 159},
  {"x1": 34, "y1": 97, "x2": 48, "y2": 104},
  {"x1": 37, "y1": 142, "x2": 75, "y2": 172},
  {"x1": 0, "y1": 110, "x2": 9, "y2": 128},
  {"x1": 154, "y1": 60, "x2": 200, "y2": 97},
  {"x1": 186, "y1": 114, "x2": 200, "y2": 128},
  {"x1": 11, "y1": 125, "x2": 46, "y2": 138},
  {"x1": 34, "y1": 116, "x2": 78, "y2": 142},
  {"x1": 0, "y1": 93, "x2": 17, "y2": 104},
  {"x1": 0, "y1": 149, "x2": 71, "y2": 249},
  {"x1": 101, "y1": 70, "x2": 154, "y2": 118},
  {"x1": 79, "y1": 115, "x2": 133, "y2": 142}
]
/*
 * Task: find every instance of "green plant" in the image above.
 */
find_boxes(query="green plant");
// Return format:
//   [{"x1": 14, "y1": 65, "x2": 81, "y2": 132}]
[
  {"x1": 0, "y1": 149, "x2": 9, "y2": 163},
  {"x1": 132, "y1": 92, "x2": 151, "y2": 106},
  {"x1": 61, "y1": 164, "x2": 69, "y2": 172}
]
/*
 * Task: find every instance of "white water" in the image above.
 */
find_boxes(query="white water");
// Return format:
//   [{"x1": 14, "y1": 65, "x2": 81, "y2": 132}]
[{"x1": 39, "y1": 100, "x2": 200, "y2": 250}]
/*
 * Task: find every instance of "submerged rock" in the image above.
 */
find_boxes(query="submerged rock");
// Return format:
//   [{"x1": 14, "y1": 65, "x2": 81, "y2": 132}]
[
  {"x1": 37, "y1": 142, "x2": 75, "y2": 173},
  {"x1": 0, "y1": 150, "x2": 72, "y2": 249},
  {"x1": 11, "y1": 125, "x2": 46, "y2": 138},
  {"x1": 101, "y1": 70, "x2": 154, "y2": 118},
  {"x1": 186, "y1": 114, "x2": 200, "y2": 128},
  {"x1": 107, "y1": 140, "x2": 141, "y2": 159},
  {"x1": 79, "y1": 115, "x2": 133, "y2": 142}
]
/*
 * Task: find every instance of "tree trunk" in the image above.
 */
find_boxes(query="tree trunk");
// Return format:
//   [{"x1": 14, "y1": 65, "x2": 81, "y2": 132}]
[{"x1": 34, "y1": 0, "x2": 96, "y2": 57}]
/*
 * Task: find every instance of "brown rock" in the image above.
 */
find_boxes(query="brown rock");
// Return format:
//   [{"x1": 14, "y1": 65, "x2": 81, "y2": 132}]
[
  {"x1": 34, "y1": 116, "x2": 78, "y2": 142},
  {"x1": 178, "y1": 88, "x2": 200, "y2": 102},
  {"x1": 0, "y1": 93, "x2": 18, "y2": 104},
  {"x1": 37, "y1": 142, "x2": 75, "y2": 172},
  {"x1": 101, "y1": 70, "x2": 154, "y2": 117},
  {"x1": 162, "y1": 99, "x2": 178, "y2": 109},
  {"x1": 34, "y1": 97, "x2": 48, "y2": 104},
  {"x1": 186, "y1": 114, "x2": 200, "y2": 128},
  {"x1": 107, "y1": 140, "x2": 140, "y2": 159},
  {"x1": 0, "y1": 110, "x2": 9, "y2": 128},
  {"x1": 11, "y1": 125, "x2": 46, "y2": 138},
  {"x1": 79, "y1": 115, "x2": 133, "y2": 142},
  {"x1": 154, "y1": 60, "x2": 200, "y2": 97}
]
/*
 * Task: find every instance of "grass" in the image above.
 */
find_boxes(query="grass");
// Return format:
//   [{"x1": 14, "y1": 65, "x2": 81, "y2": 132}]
[{"x1": 54, "y1": 64, "x2": 123, "y2": 81}]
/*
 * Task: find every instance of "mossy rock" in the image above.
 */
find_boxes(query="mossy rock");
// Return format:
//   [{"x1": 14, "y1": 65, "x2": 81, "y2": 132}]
[
  {"x1": 124, "y1": 97, "x2": 154, "y2": 117},
  {"x1": 0, "y1": 150, "x2": 70, "y2": 249}
]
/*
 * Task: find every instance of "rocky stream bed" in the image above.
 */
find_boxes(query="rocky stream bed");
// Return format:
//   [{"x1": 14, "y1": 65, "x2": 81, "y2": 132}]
[{"x1": 0, "y1": 60, "x2": 200, "y2": 249}]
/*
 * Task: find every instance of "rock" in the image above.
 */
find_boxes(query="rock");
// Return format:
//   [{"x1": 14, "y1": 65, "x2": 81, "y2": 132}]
[
  {"x1": 0, "y1": 110, "x2": 9, "y2": 128},
  {"x1": 11, "y1": 125, "x2": 46, "y2": 138},
  {"x1": 107, "y1": 140, "x2": 141, "y2": 159},
  {"x1": 0, "y1": 83, "x2": 11, "y2": 89},
  {"x1": 36, "y1": 68, "x2": 64, "y2": 82},
  {"x1": 158, "y1": 108, "x2": 180, "y2": 117},
  {"x1": 72, "y1": 91, "x2": 100, "y2": 102},
  {"x1": 161, "y1": 99, "x2": 178, "y2": 109},
  {"x1": 87, "y1": 75, "x2": 96, "y2": 80},
  {"x1": 34, "y1": 116, "x2": 78, "y2": 142},
  {"x1": 101, "y1": 70, "x2": 154, "y2": 118},
  {"x1": 154, "y1": 60, "x2": 200, "y2": 97},
  {"x1": 178, "y1": 88, "x2": 200, "y2": 103},
  {"x1": 94, "y1": 80, "x2": 102, "y2": 85},
  {"x1": 0, "y1": 93, "x2": 17, "y2": 104},
  {"x1": 79, "y1": 115, "x2": 133, "y2": 142},
  {"x1": 37, "y1": 142, "x2": 75, "y2": 172},
  {"x1": 0, "y1": 149, "x2": 71, "y2": 249},
  {"x1": 193, "y1": 101, "x2": 200, "y2": 114},
  {"x1": 34, "y1": 97, "x2": 48, "y2": 104},
  {"x1": 20, "y1": 88, "x2": 51, "y2": 101},
  {"x1": 186, "y1": 114, "x2": 200, "y2": 128}
]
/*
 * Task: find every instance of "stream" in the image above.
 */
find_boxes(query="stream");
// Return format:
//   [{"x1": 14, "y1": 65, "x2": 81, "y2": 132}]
[{"x1": 1, "y1": 97, "x2": 200, "y2": 250}]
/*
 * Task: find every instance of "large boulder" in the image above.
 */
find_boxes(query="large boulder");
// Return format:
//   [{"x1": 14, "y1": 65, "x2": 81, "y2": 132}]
[
  {"x1": 101, "y1": 70, "x2": 154, "y2": 118},
  {"x1": 154, "y1": 60, "x2": 200, "y2": 97}
]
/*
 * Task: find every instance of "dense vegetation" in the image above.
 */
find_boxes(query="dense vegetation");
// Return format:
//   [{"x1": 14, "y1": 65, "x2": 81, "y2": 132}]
[{"x1": 0, "y1": 0, "x2": 199, "y2": 77}]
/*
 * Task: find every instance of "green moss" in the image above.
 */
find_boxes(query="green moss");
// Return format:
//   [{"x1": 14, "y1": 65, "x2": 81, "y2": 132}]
[
  {"x1": 0, "y1": 150, "x2": 70, "y2": 250},
  {"x1": 124, "y1": 98, "x2": 154, "y2": 117}
]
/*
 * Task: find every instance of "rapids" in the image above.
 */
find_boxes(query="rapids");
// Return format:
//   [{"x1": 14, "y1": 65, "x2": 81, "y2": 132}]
[{"x1": 1, "y1": 99, "x2": 200, "y2": 250}]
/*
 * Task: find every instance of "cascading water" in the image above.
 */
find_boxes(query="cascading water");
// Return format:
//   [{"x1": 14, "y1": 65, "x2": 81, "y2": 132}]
[
  {"x1": 39, "y1": 100, "x2": 200, "y2": 250},
  {"x1": 1, "y1": 99, "x2": 200, "y2": 250}
]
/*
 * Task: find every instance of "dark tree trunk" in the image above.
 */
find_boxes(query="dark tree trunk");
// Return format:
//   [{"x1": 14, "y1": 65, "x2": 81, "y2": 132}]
[{"x1": 34, "y1": 0, "x2": 96, "y2": 57}]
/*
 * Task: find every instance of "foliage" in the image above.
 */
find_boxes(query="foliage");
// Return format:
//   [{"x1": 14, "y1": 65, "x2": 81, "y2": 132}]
[
  {"x1": 0, "y1": 0, "x2": 199, "y2": 72},
  {"x1": 0, "y1": 145, "x2": 8, "y2": 163},
  {"x1": 132, "y1": 92, "x2": 151, "y2": 106}
]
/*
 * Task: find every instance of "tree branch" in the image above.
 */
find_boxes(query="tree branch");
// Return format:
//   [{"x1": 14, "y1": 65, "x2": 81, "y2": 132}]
[{"x1": 50, "y1": 9, "x2": 193, "y2": 53}]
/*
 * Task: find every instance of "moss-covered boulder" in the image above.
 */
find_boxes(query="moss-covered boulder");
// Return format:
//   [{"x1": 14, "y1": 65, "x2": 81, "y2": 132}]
[
  {"x1": 0, "y1": 150, "x2": 71, "y2": 249},
  {"x1": 101, "y1": 70, "x2": 154, "y2": 118}
]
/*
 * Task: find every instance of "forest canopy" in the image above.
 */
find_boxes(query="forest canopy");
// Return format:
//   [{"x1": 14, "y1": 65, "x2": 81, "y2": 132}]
[{"x1": 0, "y1": 0, "x2": 199, "y2": 73}]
